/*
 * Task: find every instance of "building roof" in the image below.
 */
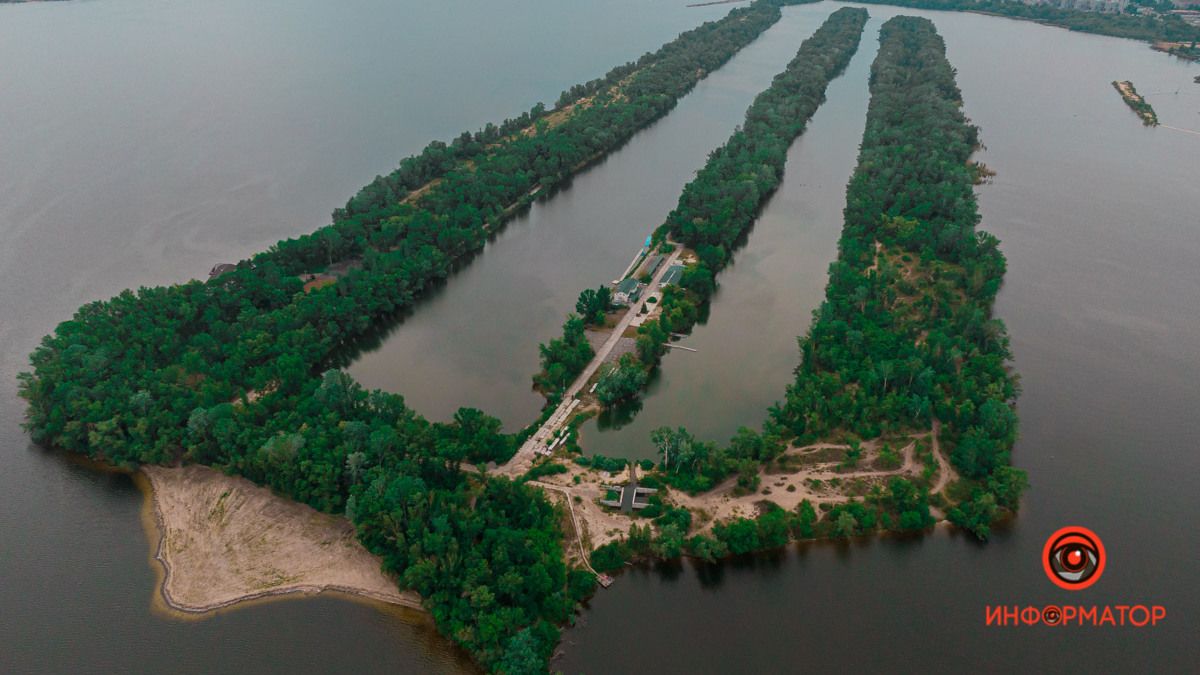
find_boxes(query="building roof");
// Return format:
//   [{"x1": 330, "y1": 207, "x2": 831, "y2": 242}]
[
  {"x1": 209, "y1": 263, "x2": 238, "y2": 279},
  {"x1": 644, "y1": 254, "x2": 664, "y2": 274},
  {"x1": 616, "y1": 277, "x2": 641, "y2": 294},
  {"x1": 660, "y1": 264, "x2": 684, "y2": 286}
]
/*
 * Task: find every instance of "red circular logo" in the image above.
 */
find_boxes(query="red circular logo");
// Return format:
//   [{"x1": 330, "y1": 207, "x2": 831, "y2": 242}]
[{"x1": 1042, "y1": 526, "x2": 1105, "y2": 590}]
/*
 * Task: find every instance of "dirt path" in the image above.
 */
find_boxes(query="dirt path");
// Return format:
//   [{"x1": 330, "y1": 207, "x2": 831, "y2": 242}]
[
  {"x1": 528, "y1": 480, "x2": 606, "y2": 574},
  {"x1": 518, "y1": 423, "x2": 958, "y2": 562},
  {"x1": 929, "y1": 419, "x2": 957, "y2": 496},
  {"x1": 141, "y1": 465, "x2": 421, "y2": 615},
  {"x1": 528, "y1": 465, "x2": 649, "y2": 550},
  {"x1": 663, "y1": 438, "x2": 919, "y2": 528}
]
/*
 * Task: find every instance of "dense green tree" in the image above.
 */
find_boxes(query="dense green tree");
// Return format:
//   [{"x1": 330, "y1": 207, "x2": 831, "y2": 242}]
[
  {"x1": 948, "y1": 490, "x2": 1000, "y2": 540},
  {"x1": 533, "y1": 315, "x2": 594, "y2": 394},
  {"x1": 713, "y1": 517, "x2": 761, "y2": 555},
  {"x1": 794, "y1": 499, "x2": 818, "y2": 538},
  {"x1": 575, "y1": 286, "x2": 612, "y2": 326},
  {"x1": 652, "y1": 523, "x2": 686, "y2": 558},
  {"x1": 594, "y1": 354, "x2": 648, "y2": 407},
  {"x1": 886, "y1": 477, "x2": 934, "y2": 531},
  {"x1": 685, "y1": 534, "x2": 729, "y2": 562},
  {"x1": 756, "y1": 505, "x2": 794, "y2": 549}
]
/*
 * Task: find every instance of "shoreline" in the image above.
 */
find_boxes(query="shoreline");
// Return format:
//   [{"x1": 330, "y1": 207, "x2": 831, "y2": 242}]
[{"x1": 137, "y1": 465, "x2": 425, "y2": 619}]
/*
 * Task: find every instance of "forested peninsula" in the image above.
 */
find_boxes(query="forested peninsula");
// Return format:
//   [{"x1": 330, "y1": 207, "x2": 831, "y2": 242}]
[
  {"x1": 571, "y1": 14, "x2": 1027, "y2": 574},
  {"x1": 771, "y1": 14, "x2": 1026, "y2": 538},
  {"x1": 19, "y1": 2, "x2": 816, "y2": 672}
]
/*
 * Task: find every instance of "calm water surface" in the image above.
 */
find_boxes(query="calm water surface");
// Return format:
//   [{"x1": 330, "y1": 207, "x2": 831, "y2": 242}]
[{"x1": 2, "y1": 0, "x2": 1198, "y2": 672}]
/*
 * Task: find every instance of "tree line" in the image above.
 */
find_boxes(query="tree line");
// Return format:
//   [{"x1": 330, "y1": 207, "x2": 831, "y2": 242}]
[
  {"x1": 854, "y1": 0, "x2": 1200, "y2": 43},
  {"x1": 19, "y1": 3, "x2": 801, "y2": 672},
  {"x1": 771, "y1": 15, "x2": 1027, "y2": 538}
]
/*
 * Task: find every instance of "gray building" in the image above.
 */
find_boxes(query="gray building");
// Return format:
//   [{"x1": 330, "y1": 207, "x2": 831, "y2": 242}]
[{"x1": 613, "y1": 277, "x2": 642, "y2": 305}]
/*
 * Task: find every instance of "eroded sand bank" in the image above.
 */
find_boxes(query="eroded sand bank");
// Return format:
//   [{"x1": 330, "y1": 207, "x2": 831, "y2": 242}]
[{"x1": 141, "y1": 464, "x2": 422, "y2": 615}]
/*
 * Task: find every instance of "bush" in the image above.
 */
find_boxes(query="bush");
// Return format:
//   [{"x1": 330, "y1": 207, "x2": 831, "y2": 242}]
[
  {"x1": 594, "y1": 354, "x2": 648, "y2": 407},
  {"x1": 712, "y1": 518, "x2": 761, "y2": 555},
  {"x1": 523, "y1": 462, "x2": 568, "y2": 482},
  {"x1": 685, "y1": 534, "x2": 729, "y2": 562},
  {"x1": 590, "y1": 541, "x2": 629, "y2": 572}
]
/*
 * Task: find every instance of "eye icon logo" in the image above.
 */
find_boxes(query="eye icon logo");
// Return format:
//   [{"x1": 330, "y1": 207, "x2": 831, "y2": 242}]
[{"x1": 1043, "y1": 526, "x2": 1105, "y2": 590}]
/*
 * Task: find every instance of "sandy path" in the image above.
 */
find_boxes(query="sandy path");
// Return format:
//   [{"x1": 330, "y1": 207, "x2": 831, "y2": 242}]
[
  {"x1": 664, "y1": 437, "x2": 924, "y2": 529},
  {"x1": 929, "y1": 419, "x2": 957, "y2": 496},
  {"x1": 496, "y1": 245, "x2": 684, "y2": 478},
  {"x1": 141, "y1": 465, "x2": 422, "y2": 615},
  {"x1": 520, "y1": 425, "x2": 953, "y2": 558},
  {"x1": 528, "y1": 465, "x2": 643, "y2": 549}
]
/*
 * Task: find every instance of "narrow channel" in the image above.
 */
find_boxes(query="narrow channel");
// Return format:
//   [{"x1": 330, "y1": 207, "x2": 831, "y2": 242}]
[{"x1": 578, "y1": 5, "x2": 879, "y2": 460}]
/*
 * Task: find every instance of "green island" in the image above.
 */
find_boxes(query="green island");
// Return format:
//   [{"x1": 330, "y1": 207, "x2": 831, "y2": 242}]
[
  {"x1": 1113, "y1": 80, "x2": 1160, "y2": 125},
  {"x1": 18, "y1": 2, "x2": 811, "y2": 671}
]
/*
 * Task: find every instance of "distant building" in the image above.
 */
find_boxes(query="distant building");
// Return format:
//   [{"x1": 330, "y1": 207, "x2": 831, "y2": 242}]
[
  {"x1": 208, "y1": 263, "x2": 237, "y2": 280},
  {"x1": 1019, "y1": 0, "x2": 1129, "y2": 13},
  {"x1": 659, "y1": 264, "x2": 685, "y2": 287},
  {"x1": 613, "y1": 277, "x2": 642, "y2": 305}
]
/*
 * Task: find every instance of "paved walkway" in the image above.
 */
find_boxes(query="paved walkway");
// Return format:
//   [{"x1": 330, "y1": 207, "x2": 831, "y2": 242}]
[{"x1": 494, "y1": 244, "x2": 683, "y2": 477}]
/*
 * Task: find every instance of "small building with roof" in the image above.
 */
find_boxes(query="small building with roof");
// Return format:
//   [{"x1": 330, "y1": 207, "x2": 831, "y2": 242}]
[
  {"x1": 642, "y1": 254, "x2": 664, "y2": 278},
  {"x1": 613, "y1": 277, "x2": 642, "y2": 305},
  {"x1": 598, "y1": 463, "x2": 657, "y2": 513},
  {"x1": 659, "y1": 264, "x2": 684, "y2": 287}
]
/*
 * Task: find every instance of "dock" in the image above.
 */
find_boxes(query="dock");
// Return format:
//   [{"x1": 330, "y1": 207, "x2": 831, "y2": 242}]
[{"x1": 664, "y1": 343, "x2": 697, "y2": 352}]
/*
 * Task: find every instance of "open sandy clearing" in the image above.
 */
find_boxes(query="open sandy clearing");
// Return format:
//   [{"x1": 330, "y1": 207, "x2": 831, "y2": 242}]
[{"x1": 141, "y1": 464, "x2": 421, "y2": 615}]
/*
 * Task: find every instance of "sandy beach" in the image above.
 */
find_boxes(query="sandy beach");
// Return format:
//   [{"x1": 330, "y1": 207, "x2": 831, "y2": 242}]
[{"x1": 140, "y1": 465, "x2": 422, "y2": 616}]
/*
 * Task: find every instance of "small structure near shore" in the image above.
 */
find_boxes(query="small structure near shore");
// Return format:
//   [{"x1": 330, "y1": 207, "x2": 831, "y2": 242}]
[
  {"x1": 641, "y1": 254, "x2": 665, "y2": 278},
  {"x1": 598, "y1": 463, "x2": 657, "y2": 513},
  {"x1": 612, "y1": 277, "x2": 642, "y2": 305},
  {"x1": 660, "y1": 264, "x2": 684, "y2": 287}
]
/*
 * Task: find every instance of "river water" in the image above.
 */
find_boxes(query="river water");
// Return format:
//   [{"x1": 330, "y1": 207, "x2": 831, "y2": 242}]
[{"x1": 2, "y1": 1, "x2": 1198, "y2": 672}]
